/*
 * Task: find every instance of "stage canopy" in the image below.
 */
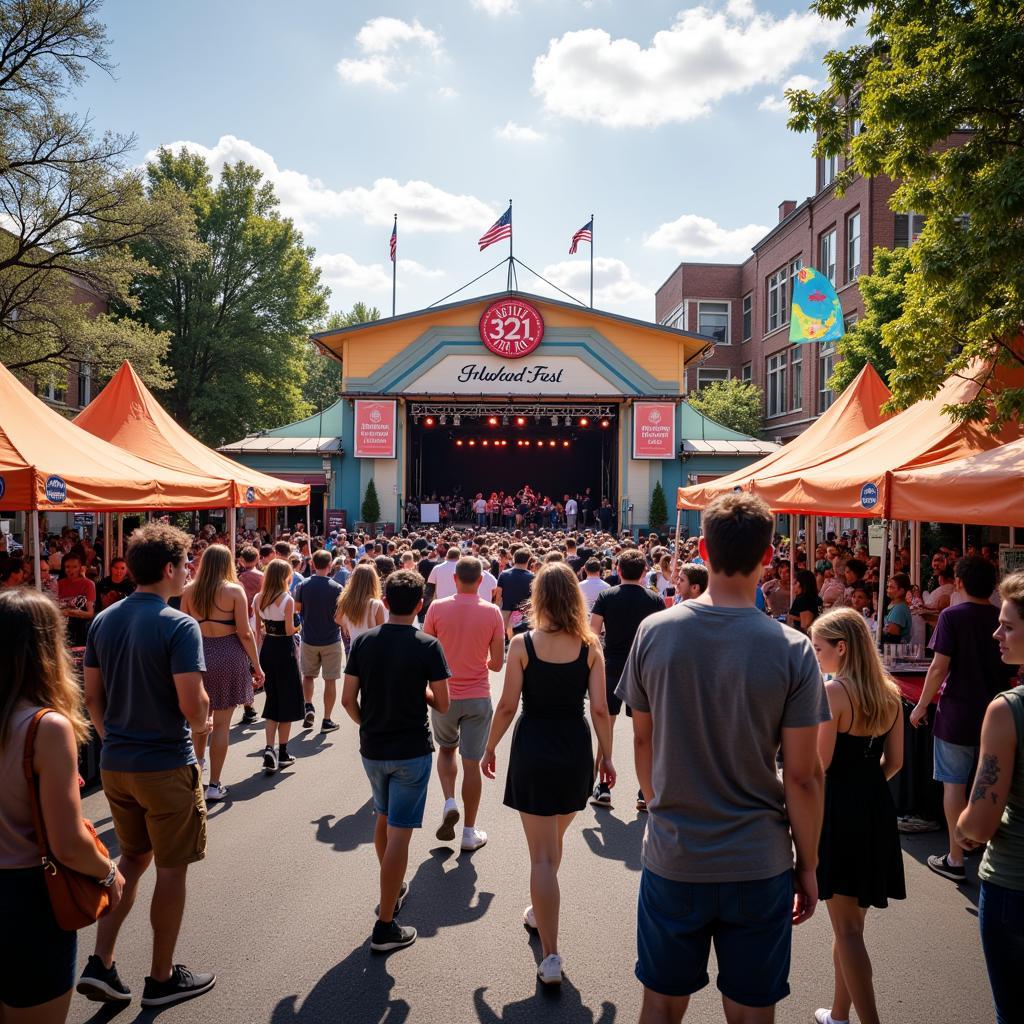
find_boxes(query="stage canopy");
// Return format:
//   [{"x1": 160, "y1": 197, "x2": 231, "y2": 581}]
[
  {"x1": 0, "y1": 359, "x2": 233, "y2": 511},
  {"x1": 74, "y1": 361, "x2": 310, "y2": 508},
  {"x1": 750, "y1": 359, "x2": 1024, "y2": 517},
  {"x1": 677, "y1": 363, "x2": 892, "y2": 510},
  {"x1": 890, "y1": 437, "x2": 1024, "y2": 527}
]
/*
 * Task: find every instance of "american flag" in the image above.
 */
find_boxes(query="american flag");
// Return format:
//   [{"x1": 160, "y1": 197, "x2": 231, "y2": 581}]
[
  {"x1": 569, "y1": 218, "x2": 593, "y2": 255},
  {"x1": 478, "y1": 205, "x2": 512, "y2": 251},
  {"x1": 389, "y1": 220, "x2": 397, "y2": 262}
]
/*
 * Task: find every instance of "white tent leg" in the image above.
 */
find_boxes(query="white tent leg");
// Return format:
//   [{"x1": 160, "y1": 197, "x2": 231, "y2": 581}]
[
  {"x1": 671, "y1": 509, "x2": 683, "y2": 576},
  {"x1": 228, "y1": 507, "x2": 236, "y2": 556},
  {"x1": 876, "y1": 519, "x2": 890, "y2": 648},
  {"x1": 789, "y1": 514, "x2": 797, "y2": 607},
  {"x1": 117, "y1": 514, "x2": 124, "y2": 557},
  {"x1": 32, "y1": 513, "x2": 41, "y2": 590}
]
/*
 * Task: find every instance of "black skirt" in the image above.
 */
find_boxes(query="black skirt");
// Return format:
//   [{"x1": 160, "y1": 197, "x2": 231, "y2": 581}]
[
  {"x1": 503, "y1": 714, "x2": 594, "y2": 816},
  {"x1": 259, "y1": 634, "x2": 305, "y2": 723}
]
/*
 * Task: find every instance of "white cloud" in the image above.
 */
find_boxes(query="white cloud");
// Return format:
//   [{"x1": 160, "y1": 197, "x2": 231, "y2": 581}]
[
  {"x1": 496, "y1": 120, "x2": 545, "y2": 142},
  {"x1": 472, "y1": 0, "x2": 518, "y2": 13},
  {"x1": 438, "y1": 86, "x2": 459, "y2": 98},
  {"x1": 337, "y1": 17, "x2": 442, "y2": 90},
  {"x1": 144, "y1": 136, "x2": 496, "y2": 235},
  {"x1": 645, "y1": 213, "x2": 770, "y2": 260},
  {"x1": 316, "y1": 252, "x2": 445, "y2": 293},
  {"x1": 531, "y1": 5, "x2": 845, "y2": 127},
  {"x1": 759, "y1": 73, "x2": 818, "y2": 113},
  {"x1": 541, "y1": 256, "x2": 650, "y2": 308}
]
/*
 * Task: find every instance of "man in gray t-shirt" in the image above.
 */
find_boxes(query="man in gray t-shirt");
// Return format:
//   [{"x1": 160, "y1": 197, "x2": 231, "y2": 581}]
[{"x1": 616, "y1": 493, "x2": 828, "y2": 1021}]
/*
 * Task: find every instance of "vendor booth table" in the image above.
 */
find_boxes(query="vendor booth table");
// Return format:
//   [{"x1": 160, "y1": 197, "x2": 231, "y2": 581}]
[{"x1": 890, "y1": 665, "x2": 944, "y2": 824}]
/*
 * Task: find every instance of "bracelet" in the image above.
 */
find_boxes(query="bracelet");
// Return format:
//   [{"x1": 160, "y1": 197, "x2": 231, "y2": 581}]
[{"x1": 98, "y1": 860, "x2": 117, "y2": 887}]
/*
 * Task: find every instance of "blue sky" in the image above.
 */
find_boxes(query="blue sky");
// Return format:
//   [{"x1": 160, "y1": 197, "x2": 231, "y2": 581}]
[{"x1": 74, "y1": 0, "x2": 850, "y2": 320}]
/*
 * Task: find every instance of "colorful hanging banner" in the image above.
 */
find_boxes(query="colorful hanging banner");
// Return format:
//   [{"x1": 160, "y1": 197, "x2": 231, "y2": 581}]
[{"x1": 789, "y1": 266, "x2": 845, "y2": 343}]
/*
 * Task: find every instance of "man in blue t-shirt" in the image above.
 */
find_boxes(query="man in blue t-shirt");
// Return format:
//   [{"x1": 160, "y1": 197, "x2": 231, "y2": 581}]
[
  {"x1": 80, "y1": 523, "x2": 216, "y2": 1008},
  {"x1": 295, "y1": 549, "x2": 345, "y2": 732}
]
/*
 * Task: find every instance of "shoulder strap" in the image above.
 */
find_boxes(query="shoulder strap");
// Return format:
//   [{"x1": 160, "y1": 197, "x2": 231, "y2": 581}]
[
  {"x1": 21, "y1": 709, "x2": 53, "y2": 863},
  {"x1": 523, "y1": 630, "x2": 536, "y2": 660},
  {"x1": 833, "y1": 677, "x2": 855, "y2": 734}
]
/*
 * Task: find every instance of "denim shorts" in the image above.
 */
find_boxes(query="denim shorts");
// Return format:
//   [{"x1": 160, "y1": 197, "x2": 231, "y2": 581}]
[
  {"x1": 636, "y1": 867, "x2": 793, "y2": 1007},
  {"x1": 979, "y1": 879, "x2": 1024, "y2": 1024},
  {"x1": 361, "y1": 753, "x2": 432, "y2": 828},
  {"x1": 933, "y1": 737, "x2": 977, "y2": 784}
]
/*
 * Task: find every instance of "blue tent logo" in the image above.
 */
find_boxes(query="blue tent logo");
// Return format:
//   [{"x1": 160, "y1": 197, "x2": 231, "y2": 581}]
[
  {"x1": 45, "y1": 475, "x2": 67, "y2": 504},
  {"x1": 860, "y1": 482, "x2": 878, "y2": 510},
  {"x1": 246, "y1": 486, "x2": 256, "y2": 503},
  {"x1": 0, "y1": 476, "x2": 5, "y2": 501}
]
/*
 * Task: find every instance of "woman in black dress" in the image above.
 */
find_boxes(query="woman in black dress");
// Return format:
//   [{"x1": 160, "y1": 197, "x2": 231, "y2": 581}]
[
  {"x1": 810, "y1": 608, "x2": 905, "y2": 1024},
  {"x1": 482, "y1": 562, "x2": 615, "y2": 987}
]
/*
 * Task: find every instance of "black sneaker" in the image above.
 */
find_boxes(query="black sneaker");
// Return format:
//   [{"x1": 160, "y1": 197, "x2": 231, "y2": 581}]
[
  {"x1": 590, "y1": 781, "x2": 612, "y2": 806},
  {"x1": 303, "y1": 704, "x2": 315, "y2": 729},
  {"x1": 262, "y1": 746, "x2": 278, "y2": 774},
  {"x1": 278, "y1": 751, "x2": 296, "y2": 768},
  {"x1": 370, "y1": 919, "x2": 417, "y2": 952},
  {"x1": 320, "y1": 718, "x2": 341, "y2": 733},
  {"x1": 140, "y1": 965, "x2": 216, "y2": 1007},
  {"x1": 636, "y1": 789, "x2": 647, "y2": 812},
  {"x1": 927, "y1": 853, "x2": 967, "y2": 882},
  {"x1": 241, "y1": 706, "x2": 258, "y2": 725},
  {"x1": 76, "y1": 955, "x2": 132, "y2": 1003},
  {"x1": 375, "y1": 881, "x2": 409, "y2": 917}
]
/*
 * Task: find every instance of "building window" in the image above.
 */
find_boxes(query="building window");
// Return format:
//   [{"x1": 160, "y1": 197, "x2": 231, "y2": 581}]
[
  {"x1": 741, "y1": 362, "x2": 752, "y2": 383},
  {"x1": 894, "y1": 212, "x2": 926, "y2": 247},
  {"x1": 791, "y1": 346, "x2": 803, "y2": 411},
  {"x1": 742, "y1": 293, "x2": 752, "y2": 342},
  {"x1": 697, "y1": 301, "x2": 730, "y2": 345},
  {"x1": 822, "y1": 153, "x2": 837, "y2": 188},
  {"x1": 661, "y1": 302, "x2": 685, "y2": 329},
  {"x1": 696, "y1": 367, "x2": 730, "y2": 391},
  {"x1": 767, "y1": 352, "x2": 787, "y2": 417},
  {"x1": 766, "y1": 267, "x2": 787, "y2": 333},
  {"x1": 818, "y1": 342, "x2": 836, "y2": 412},
  {"x1": 76, "y1": 362, "x2": 91, "y2": 408},
  {"x1": 820, "y1": 229, "x2": 836, "y2": 285},
  {"x1": 39, "y1": 379, "x2": 66, "y2": 405},
  {"x1": 846, "y1": 210, "x2": 861, "y2": 282},
  {"x1": 789, "y1": 258, "x2": 803, "y2": 305}
]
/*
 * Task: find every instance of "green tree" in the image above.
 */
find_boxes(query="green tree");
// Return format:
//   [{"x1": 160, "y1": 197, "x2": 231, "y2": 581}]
[
  {"x1": 302, "y1": 302, "x2": 381, "y2": 412},
  {"x1": 361, "y1": 478, "x2": 381, "y2": 525},
  {"x1": 648, "y1": 481, "x2": 668, "y2": 533},
  {"x1": 788, "y1": 0, "x2": 1024, "y2": 425},
  {"x1": 129, "y1": 147, "x2": 329, "y2": 445},
  {"x1": 0, "y1": 0, "x2": 192, "y2": 388},
  {"x1": 687, "y1": 379, "x2": 765, "y2": 437},
  {"x1": 828, "y1": 246, "x2": 911, "y2": 393}
]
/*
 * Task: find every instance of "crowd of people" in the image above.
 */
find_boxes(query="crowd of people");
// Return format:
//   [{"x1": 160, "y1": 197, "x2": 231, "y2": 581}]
[{"x1": 1, "y1": 498, "x2": 1022, "y2": 1023}]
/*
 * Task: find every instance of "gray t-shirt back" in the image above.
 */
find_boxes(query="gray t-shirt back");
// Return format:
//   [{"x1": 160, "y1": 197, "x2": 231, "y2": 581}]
[{"x1": 616, "y1": 601, "x2": 829, "y2": 884}]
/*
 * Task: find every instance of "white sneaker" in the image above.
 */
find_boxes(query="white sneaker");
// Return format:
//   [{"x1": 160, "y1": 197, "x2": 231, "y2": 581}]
[
  {"x1": 436, "y1": 799, "x2": 460, "y2": 841},
  {"x1": 523, "y1": 905, "x2": 537, "y2": 930},
  {"x1": 537, "y1": 953, "x2": 562, "y2": 985},
  {"x1": 205, "y1": 783, "x2": 228, "y2": 802},
  {"x1": 461, "y1": 827, "x2": 488, "y2": 851},
  {"x1": 814, "y1": 1011, "x2": 848, "y2": 1024}
]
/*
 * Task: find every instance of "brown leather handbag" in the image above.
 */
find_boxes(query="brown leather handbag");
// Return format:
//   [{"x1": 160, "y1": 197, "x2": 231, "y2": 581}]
[{"x1": 22, "y1": 709, "x2": 111, "y2": 930}]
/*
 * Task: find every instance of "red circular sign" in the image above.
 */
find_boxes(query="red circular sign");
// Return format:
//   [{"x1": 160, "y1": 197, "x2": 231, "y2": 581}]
[{"x1": 479, "y1": 298, "x2": 545, "y2": 358}]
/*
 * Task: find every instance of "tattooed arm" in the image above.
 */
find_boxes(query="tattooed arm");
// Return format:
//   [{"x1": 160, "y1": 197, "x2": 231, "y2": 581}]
[{"x1": 957, "y1": 696, "x2": 1018, "y2": 848}]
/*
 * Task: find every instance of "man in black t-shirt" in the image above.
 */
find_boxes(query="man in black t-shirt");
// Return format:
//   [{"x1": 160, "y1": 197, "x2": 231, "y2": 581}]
[
  {"x1": 494, "y1": 549, "x2": 534, "y2": 639},
  {"x1": 416, "y1": 541, "x2": 446, "y2": 622},
  {"x1": 589, "y1": 548, "x2": 665, "y2": 808},
  {"x1": 341, "y1": 570, "x2": 450, "y2": 954}
]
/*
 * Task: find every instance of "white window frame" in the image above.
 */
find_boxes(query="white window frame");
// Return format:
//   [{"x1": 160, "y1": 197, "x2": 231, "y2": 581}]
[
  {"x1": 696, "y1": 367, "x2": 730, "y2": 391},
  {"x1": 818, "y1": 341, "x2": 837, "y2": 413},
  {"x1": 766, "y1": 267, "x2": 787, "y2": 334},
  {"x1": 767, "y1": 352, "x2": 787, "y2": 417},
  {"x1": 741, "y1": 362, "x2": 752, "y2": 383},
  {"x1": 76, "y1": 362, "x2": 92, "y2": 407},
  {"x1": 822, "y1": 153, "x2": 837, "y2": 188},
  {"x1": 790, "y1": 346, "x2": 803, "y2": 411},
  {"x1": 697, "y1": 300, "x2": 731, "y2": 346},
  {"x1": 741, "y1": 293, "x2": 752, "y2": 342},
  {"x1": 660, "y1": 301, "x2": 686, "y2": 330},
  {"x1": 846, "y1": 210, "x2": 861, "y2": 282},
  {"x1": 820, "y1": 228, "x2": 836, "y2": 285}
]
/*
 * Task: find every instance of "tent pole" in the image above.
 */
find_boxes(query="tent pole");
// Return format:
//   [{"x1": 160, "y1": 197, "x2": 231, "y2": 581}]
[
  {"x1": 789, "y1": 514, "x2": 796, "y2": 607},
  {"x1": 671, "y1": 508, "x2": 682, "y2": 576},
  {"x1": 117, "y1": 514, "x2": 124, "y2": 558},
  {"x1": 32, "y1": 512, "x2": 41, "y2": 590},
  {"x1": 876, "y1": 519, "x2": 890, "y2": 648},
  {"x1": 306, "y1": 500, "x2": 311, "y2": 538},
  {"x1": 962, "y1": 522, "x2": 967, "y2": 554},
  {"x1": 1012, "y1": 526, "x2": 1018, "y2": 546},
  {"x1": 228, "y1": 508, "x2": 236, "y2": 556}
]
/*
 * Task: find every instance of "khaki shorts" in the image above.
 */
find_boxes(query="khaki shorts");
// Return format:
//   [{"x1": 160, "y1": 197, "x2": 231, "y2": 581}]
[
  {"x1": 299, "y1": 640, "x2": 344, "y2": 679},
  {"x1": 431, "y1": 698, "x2": 493, "y2": 761},
  {"x1": 101, "y1": 765, "x2": 206, "y2": 868}
]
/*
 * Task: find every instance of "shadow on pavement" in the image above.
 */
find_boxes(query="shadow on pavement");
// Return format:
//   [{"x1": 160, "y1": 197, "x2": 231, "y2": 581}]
[
  {"x1": 401, "y1": 846, "x2": 494, "y2": 936},
  {"x1": 313, "y1": 799, "x2": 377, "y2": 852},
  {"x1": 899, "y1": 833, "x2": 981, "y2": 908},
  {"x1": 580, "y1": 807, "x2": 645, "y2": 871},
  {"x1": 473, "y1": 983, "x2": 616, "y2": 1023},
  {"x1": 270, "y1": 940, "x2": 410, "y2": 1024}
]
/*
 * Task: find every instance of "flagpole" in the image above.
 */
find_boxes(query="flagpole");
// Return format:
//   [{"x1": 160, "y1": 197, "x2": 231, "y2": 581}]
[
  {"x1": 507, "y1": 198, "x2": 513, "y2": 292},
  {"x1": 391, "y1": 213, "x2": 397, "y2": 318},
  {"x1": 589, "y1": 212, "x2": 594, "y2": 309}
]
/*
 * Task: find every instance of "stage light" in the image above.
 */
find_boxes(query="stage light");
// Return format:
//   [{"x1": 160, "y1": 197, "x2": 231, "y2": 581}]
[
  {"x1": 424, "y1": 416, "x2": 435, "y2": 427},
  {"x1": 579, "y1": 417, "x2": 589, "y2": 427},
  {"x1": 456, "y1": 439, "x2": 463, "y2": 446},
  {"x1": 488, "y1": 416, "x2": 498, "y2": 426},
  {"x1": 516, "y1": 439, "x2": 523, "y2": 447},
  {"x1": 551, "y1": 414, "x2": 558, "y2": 426},
  {"x1": 563, "y1": 440, "x2": 570, "y2": 448},
  {"x1": 501, "y1": 415, "x2": 508, "y2": 425},
  {"x1": 548, "y1": 440, "x2": 555, "y2": 447},
  {"x1": 468, "y1": 439, "x2": 476, "y2": 446},
  {"x1": 600, "y1": 418, "x2": 610, "y2": 428},
  {"x1": 453, "y1": 414, "x2": 461, "y2": 426},
  {"x1": 439, "y1": 415, "x2": 447, "y2": 425},
  {"x1": 516, "y1": 416, "x2": 526, "y2": 426},
  {"x1": 564, "y1": 415, "x2": 573, "y2": 426},
  {"x1": 524, "y1": 439, "x2": 531, "y2": 446}
]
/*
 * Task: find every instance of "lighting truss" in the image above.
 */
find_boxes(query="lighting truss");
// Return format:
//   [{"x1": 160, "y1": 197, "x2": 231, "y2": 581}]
[{"x1": 409, "y1": 402, "x2": 617, "y2": 421}]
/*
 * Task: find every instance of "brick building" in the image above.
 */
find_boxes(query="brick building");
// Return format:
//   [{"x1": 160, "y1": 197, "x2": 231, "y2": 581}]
[{"x1": 654, "y1": 138, "x2": 963, "y2": 443}]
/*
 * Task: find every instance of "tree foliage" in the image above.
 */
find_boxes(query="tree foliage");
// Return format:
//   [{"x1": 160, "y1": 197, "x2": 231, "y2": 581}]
[
  {"x1": 648, "y1": 481, "x2": 668, "y2": 533},
  {"x1": 302, "y1": 302, "x2": 380, "y2": 413},
  {"x1": 828, "y1": 246, "x2": 911, "y2": 393},
  {"x1": 687, "y1": 379, "x2": 765, "y2": 437},
  {"x1": 361, "y1": 478, "x2": 381, "y2": 525},
  {"x1": 0, "y1": 0, "x2": 191, "y2": 388},
  {"x1": 129, "y1": 147, "x2": 329, "y2": 445},
  {"x1": 787, "y1": 0, "x2": 1024, "y2": 425}
]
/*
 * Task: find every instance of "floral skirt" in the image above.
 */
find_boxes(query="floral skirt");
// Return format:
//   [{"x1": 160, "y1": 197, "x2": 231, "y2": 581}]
[{"x1": 202, "y1": 634, "x2": 254, "y2": 711}]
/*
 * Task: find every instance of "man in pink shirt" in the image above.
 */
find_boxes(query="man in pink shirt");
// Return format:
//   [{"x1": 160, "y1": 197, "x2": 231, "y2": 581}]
[{"x1": 423, "y1": 557, "x2": 504, "y2": 852}]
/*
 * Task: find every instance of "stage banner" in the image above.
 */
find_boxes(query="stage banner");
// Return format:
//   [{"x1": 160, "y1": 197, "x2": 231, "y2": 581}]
[
  {"x1": 633, "y1": 402, "x2": 676, "y2": 460},
  {"x1": 354, "y1": 400, "x2": 397, "y2": 459}
]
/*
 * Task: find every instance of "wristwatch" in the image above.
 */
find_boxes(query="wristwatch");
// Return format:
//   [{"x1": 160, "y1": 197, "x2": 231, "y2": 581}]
[{"x1": 98, "y1": 860, "x2": 117, "y2": 887}]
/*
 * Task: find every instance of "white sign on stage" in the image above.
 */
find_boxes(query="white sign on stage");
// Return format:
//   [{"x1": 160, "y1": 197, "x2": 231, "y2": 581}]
[
  {"x1": 405, "y1": 355, "x2": 620, "y2": 395},
  {"x1": 420, "y1": 503, "x2": 440, "y2": 524}
]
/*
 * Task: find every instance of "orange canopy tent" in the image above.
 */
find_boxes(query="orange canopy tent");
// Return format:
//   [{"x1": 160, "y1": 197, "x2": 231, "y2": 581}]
[
  {"x1": 677, "y1": 363, "x2": 892, "y2": 510},
  {"x1": 0, "y1": 358, "x2": 233, "y2": 513},
  {"x1": 73, "y1": 361, "x2": 310, "y2": 509},
  {"x1": 890, "y1": 437, "x2": 1024, "y2": 527},
  {"x1": 750, "y1": 359, "x2": 1024, "y2": 518}
]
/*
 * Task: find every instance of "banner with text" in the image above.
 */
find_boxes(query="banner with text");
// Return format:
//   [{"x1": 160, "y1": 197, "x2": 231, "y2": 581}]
[
  {"x1": 633, "y1": 402, "x2": 676, "y2": 459},
  {"x1": 354, "y1": 400, "x2": 397, "y2": 459}
]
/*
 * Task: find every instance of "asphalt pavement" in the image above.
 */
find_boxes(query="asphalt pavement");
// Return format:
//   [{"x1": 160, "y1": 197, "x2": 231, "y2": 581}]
[{"x1": 69, "y1": 672, "x2": 991, "y2": 1024}]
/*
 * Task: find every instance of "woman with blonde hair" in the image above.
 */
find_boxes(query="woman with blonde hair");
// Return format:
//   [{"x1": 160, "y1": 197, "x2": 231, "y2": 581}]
[
  {"x1": 254, "y1": 560, "x2": 305, "y2": 774},
  {"x1": 810, "y1": 607, "x2": 905, "y2": 1024},
  {"x1": 482, "y1": 561, "x2": 615, "y2": 986},
  {"x1": 334, "y1": 563, "x2": 385, "y2": 643},
  {"x1": 0, "y1": 590, "x2": 124, "y2": 1022},
  {"x1": 181, "y1": 544, "x2": 263, "y2": 801}
]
